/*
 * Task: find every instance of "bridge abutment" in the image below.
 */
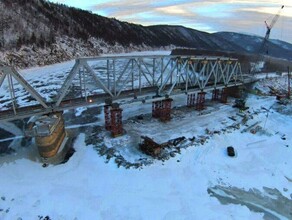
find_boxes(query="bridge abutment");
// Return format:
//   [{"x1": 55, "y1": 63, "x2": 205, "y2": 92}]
[{"x1": 27, "y1": 112, "x2": 67, "y2": 158}]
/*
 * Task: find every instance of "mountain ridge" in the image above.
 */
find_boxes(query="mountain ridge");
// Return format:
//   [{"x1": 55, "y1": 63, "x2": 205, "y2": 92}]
[{"x1": 0, "y1": 0, "x2": 291, "y2": 68}]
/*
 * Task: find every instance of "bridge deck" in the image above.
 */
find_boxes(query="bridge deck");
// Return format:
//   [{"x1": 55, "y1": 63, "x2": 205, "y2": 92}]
[{"x1": 0, "y1": 79, "x2": 254, "y2": 122}]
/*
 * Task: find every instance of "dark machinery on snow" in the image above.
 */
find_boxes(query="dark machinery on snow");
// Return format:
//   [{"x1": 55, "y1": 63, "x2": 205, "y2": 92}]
[{"x1": 233, "y1": 98, "x2": 249, "y2": 111}]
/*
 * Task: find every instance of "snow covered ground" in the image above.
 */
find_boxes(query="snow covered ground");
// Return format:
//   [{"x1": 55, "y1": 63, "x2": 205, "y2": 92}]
[{"x1": 1, "y1": 53, "x2": 292, "y2": 219}]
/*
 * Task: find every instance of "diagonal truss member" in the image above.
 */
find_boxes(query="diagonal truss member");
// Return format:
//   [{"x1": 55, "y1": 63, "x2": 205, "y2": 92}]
[{"x1": 0, "y1": 66, "x2": 48, "y2": 114}]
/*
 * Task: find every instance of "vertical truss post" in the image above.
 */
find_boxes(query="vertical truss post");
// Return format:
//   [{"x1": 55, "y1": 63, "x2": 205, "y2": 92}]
[
  {"x1": 153, "y1": 58, "x2": 155, "y2": 85},
  {"x1": 196, "y1": 91, "x2": 206, "y2": 111},
  {"x1": 220, "y1": 88, "x2": 228, "y2": 103},
  {"x1": 110, "y1": 104, "x2": 123, "y2": 137},
  {"x1": 131, "y1": 59, "x2": 134, "y2": 91},
  {"x1": 113, "y1": 60, "x2": 116, "y2": 96},
  {"x1": 138, "y1": 58, "x2": 142, "y2": 94},
  {"x1": 107, "y1": 59, "x2": 110, "y2": 90},
  {"x1": 104, "y1": 105, "x2": 111, "y2": 131},
  {"x1": 161, "y1": 58, "x2": 164, "y2": 86},
  {"x1": 82, "y1": 66, "x2": 88, "y2": 101},
  {"x1": 212, "y1": 89, "x2": 220, "y2": 101},
  {"x1": 78, "y1": 67, "x2": 83, "y2": 97},
  {"x1": 7, "y1": 74, "x2": 17, "y2": 114},
  {"x1": 187, "y1": 93, "x2": 196, "y2": 107}
]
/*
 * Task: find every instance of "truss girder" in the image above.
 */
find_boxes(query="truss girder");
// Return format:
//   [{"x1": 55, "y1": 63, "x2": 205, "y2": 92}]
[
  {"x1": 0, "y1": 55, "x2": 245, "y2": 122},
  {"x1": 0, "y1": 66, "x2": 48, "y2": 108}
]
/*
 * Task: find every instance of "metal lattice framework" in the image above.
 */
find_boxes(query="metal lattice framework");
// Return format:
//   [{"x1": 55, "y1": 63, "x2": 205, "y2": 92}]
[
  {"x1": 0, "y1": 55, "x2": 249, "y2": 122},
  {"x1": 55, "y1": 55, "x2": 244, "y2": 104}
]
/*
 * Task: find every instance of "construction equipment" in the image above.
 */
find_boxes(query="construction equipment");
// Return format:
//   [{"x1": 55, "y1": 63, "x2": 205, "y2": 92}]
[
  {"x1": 233, "y1": 99, "x2": 249, "y2": 111},
  {"x1": 260, "y1": 5, "x2": 284, "y2": 55},
  {"x1": 227, "y1": 146, "x2": 235, "y2": 157},
  {"x1": 252, "y1": 5, "x2": 284, "y2": 73}
]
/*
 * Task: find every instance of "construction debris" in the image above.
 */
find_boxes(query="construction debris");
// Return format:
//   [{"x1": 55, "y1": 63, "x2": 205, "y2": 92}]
[
  {"x1": 139, "y1": 136, "x2": 164, "y2": 157},
  {"x1": 241, "y1": 121, "x2": 261, "y2": 133},
  {"x1": 233, "y1": 99, "x2": 249, "y2": 111}
]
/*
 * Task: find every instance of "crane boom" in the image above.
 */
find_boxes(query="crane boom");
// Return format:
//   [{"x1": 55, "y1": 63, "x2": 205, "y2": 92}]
[
  {"x1": 259, "y1": 5, "x2": 284, "y2": 55},
  {"x1": 266, "y1": 5, "x2": 284, "y2": 30},
  {"x1": 251, "y1": 5, "x2": 284, "y2": 74}
]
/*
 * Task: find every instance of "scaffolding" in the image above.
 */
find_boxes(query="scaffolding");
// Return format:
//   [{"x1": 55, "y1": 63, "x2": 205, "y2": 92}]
[
  {"x1": 104, "y1": 105, "x2": 111, "y2": 131},
  {"x1": 220, "y1": 88, "x2": 228, "y2": 103},
  {"x1": 110, "y1": 106, "x2": 123, "y2": 137},
  {"x1": 196, "y1": 92, "x2": 206, "y2": 110},
  {"x1": 187, "y1": 93, "x2": 196, "y2": 107},
  {"x1": 212, "y1": 89, "x2": 220, "y2": 101}
]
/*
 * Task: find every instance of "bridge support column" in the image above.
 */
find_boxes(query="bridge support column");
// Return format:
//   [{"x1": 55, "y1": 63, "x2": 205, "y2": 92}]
[
  {"x1": 33, "y1": 112, "x2": 66, "y2": 158},
  {"x1": 152, "y1": 99, "x2": 173, "y2": 122},
  {"x1": 220, "y1": 88, "x2": 228, "y2": 103},
  {"x1": 227, "y1": 86, "x2": 242, "y2": 98},
  {"x1": 110, "y1": 105, "x2": 123, "y2": 137},
  {"x1": 212, "y1": 89, "x2": 220, "y2": 101},
  {"x1": 160, "y1": 98, "x2": 173, "y2": 122},
  {"x1": 187, "y1": 93, "x2": 196, "y2": 107},
  {"x1": 152, "y1": 100, "x2": 162, "y2": 118},
  {"x1": 196, "y1": 92, "x2": 206, "y2": 110},
  {"x1": 104, "y1": 105, "x2": 111, "y2": 131}
]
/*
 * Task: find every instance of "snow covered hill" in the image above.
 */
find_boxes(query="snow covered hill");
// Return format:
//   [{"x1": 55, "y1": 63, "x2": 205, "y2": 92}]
[
  {"x1": 215, "y1": 32, "x2": 292, "y2": 61},
  {"x1": 1, "y1": 0, "x2": 292, "y2": 69}
]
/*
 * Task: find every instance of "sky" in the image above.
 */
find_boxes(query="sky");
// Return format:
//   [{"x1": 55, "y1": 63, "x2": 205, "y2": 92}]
[{"x1": 48, "y1": 0, "x2": 292, "y2": 43}]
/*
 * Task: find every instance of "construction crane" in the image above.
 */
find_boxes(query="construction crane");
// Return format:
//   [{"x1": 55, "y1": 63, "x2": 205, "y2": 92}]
[{"x1": 259, "y1": 5, "x2": 284, "y2": 55}]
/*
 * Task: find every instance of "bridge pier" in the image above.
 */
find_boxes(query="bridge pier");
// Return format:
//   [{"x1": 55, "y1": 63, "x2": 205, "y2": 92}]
[
  {"x1": 104, "y1": 104, "x2": 111, "y2": 131},
  {"x1": 152, "y1": 98, "x2": 173, "y2": 122},
  {"x1": 212, "y1": 89, "x2": 220, "y2": 101},
  {"x1": 220, "y1": 88, "x2": 228, "y2": 103},
  {"x1": 152, "y1": 100, "x2": 162, "y2": 118},
  {"x1": 29, "y1": 112, "x2": 67, "y2": 158},
  {"x1": 160, "y1": 98, "x2": 173, "y2": 122},
  {"x1": 196, "y1": 92, "x2": 206, "y2": 110},
  {"x1": 187, "y1": 93, "x2": 196, "y2": 107},
  {"x1": 227, "y1": 86, "x2": 243, "y2": 98},
  {"x1": 110, "y1": 104, "x2": 123, "y2": 137}
]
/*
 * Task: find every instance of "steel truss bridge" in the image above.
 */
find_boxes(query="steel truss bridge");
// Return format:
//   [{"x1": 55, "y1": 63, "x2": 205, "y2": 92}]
[{"x1": 0, "y1": 55, "x2": 253, "y2": 122}]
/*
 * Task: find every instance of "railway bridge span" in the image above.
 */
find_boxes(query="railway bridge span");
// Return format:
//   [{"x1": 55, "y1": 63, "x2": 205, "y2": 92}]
[{"x1": 0, "y1": 55, "x2": 255, "y2": 158}]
